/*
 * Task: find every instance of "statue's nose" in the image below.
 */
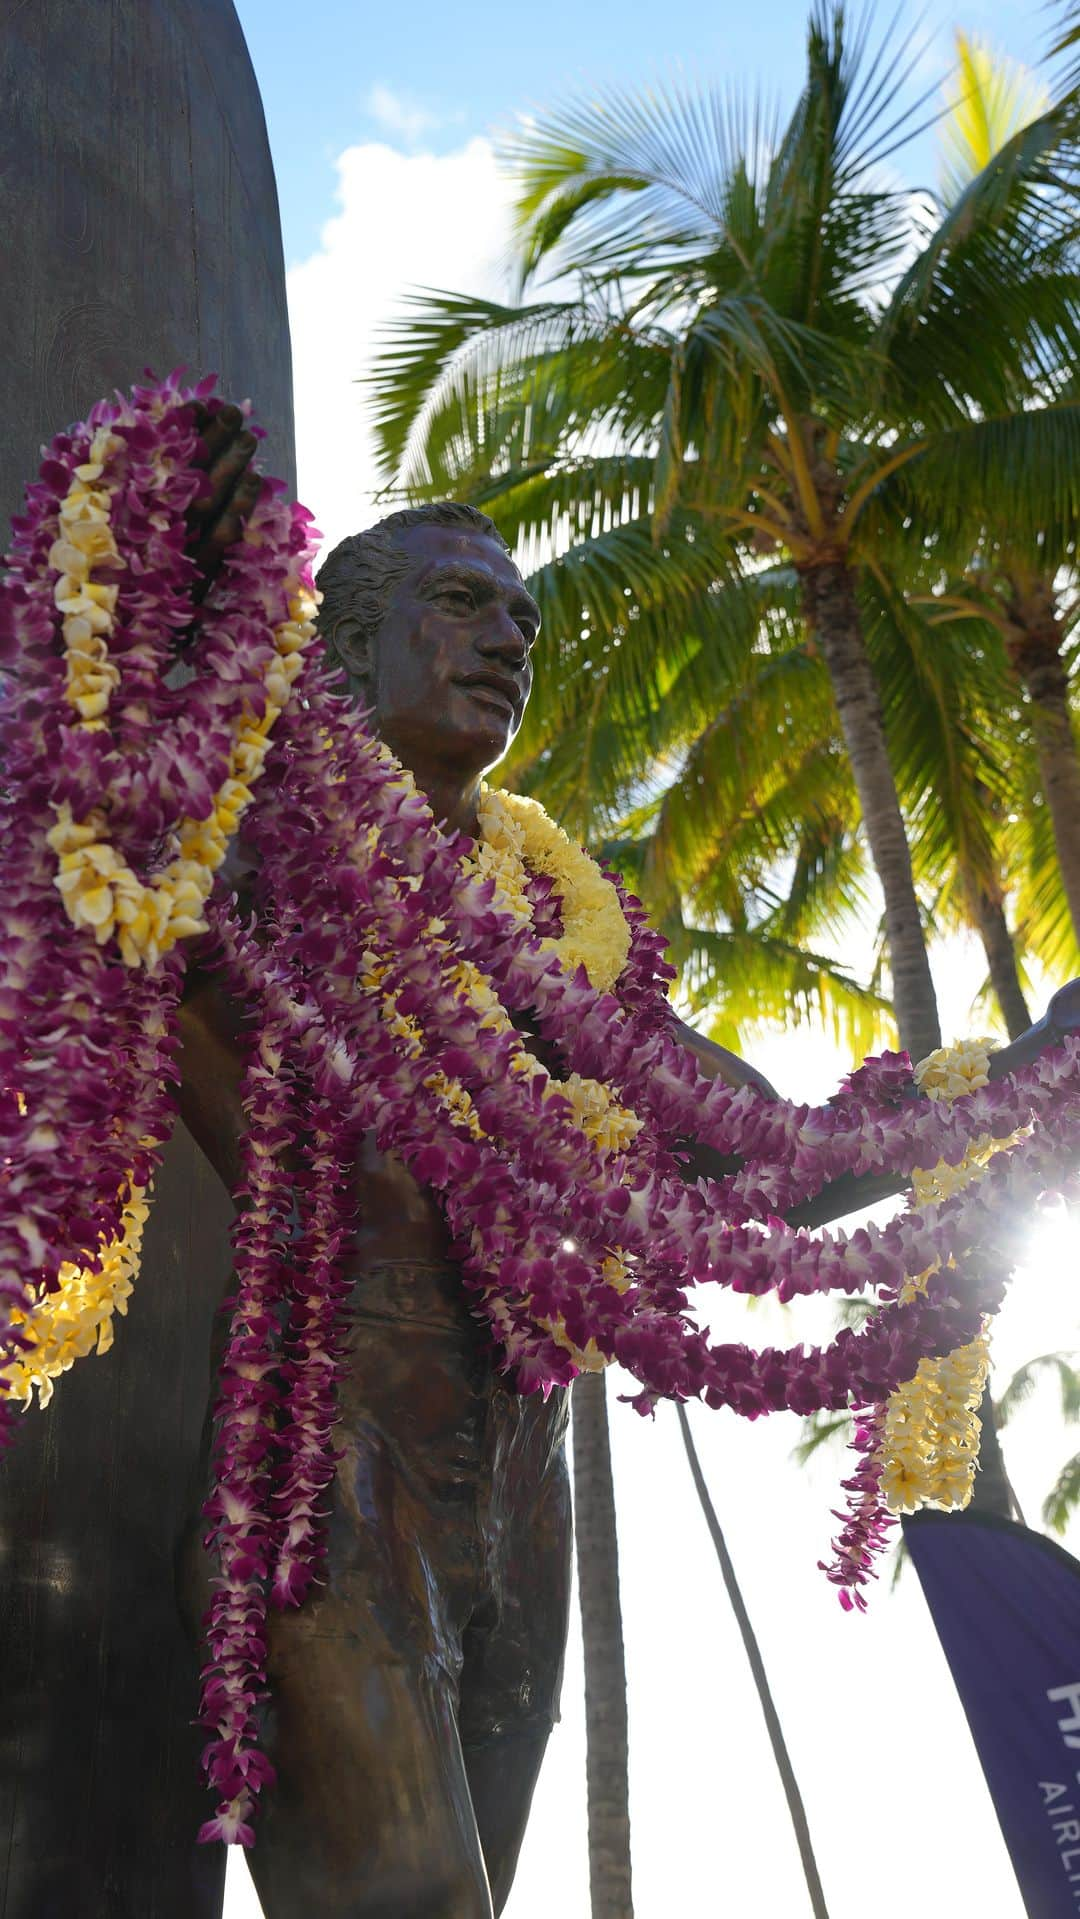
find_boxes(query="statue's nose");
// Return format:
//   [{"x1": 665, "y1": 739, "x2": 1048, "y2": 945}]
[{"x1": 477, "y1": 606, "x2": 529, "y2": 666}]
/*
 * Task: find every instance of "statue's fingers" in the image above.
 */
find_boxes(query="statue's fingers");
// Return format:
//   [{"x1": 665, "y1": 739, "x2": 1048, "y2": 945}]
[
  {"x1": 188, "y1": 428, "x2": 259, "y2": 524},
  {"x1": 187, "y1": 470, "x2": 264, "y2": 599},
  {"x1": 190, "y1": 400, "x2": 246, "y2": 469},
  {"x1": 207, "y1": 469, "x2": 263, "y2": 551},
  {"x1": 188, "y1": 401, "x2": 238, "y2": 479}
]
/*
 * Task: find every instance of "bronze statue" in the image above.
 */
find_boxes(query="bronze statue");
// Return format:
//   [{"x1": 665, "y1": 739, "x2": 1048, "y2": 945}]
[
  {"x1": 172, "y1": 482, "x2": 1080, "y2": 1918},
  {"x1": 175, "y1": 497, "x2": 776, "y2": 1917}
]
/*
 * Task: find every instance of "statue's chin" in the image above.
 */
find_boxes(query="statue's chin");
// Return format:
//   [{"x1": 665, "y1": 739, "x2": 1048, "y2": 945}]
[{"x1": 370, "y1": 699, "x2": 518, "y2": 797}]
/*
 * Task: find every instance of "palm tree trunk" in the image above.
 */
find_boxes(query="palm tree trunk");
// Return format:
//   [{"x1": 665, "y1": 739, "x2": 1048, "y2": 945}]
[
  {"x1": 676, "y1": 1405, "x2": 831, "y2": 1919},
  {"x1": 970, "y1": 1386, "x2": 1017, "y2": 1521},
  {"x1": 799, "y1": 558, "x2": 941, "y2": 1063},
  {"x1": 1004, "y1": 572, "x2": 1080, "y2": 947},
  {"x1": 967, "y1": 877, "x2": 1031, "y2": 1041},
  {"x1": 572, "y1": 1371, "x2": 634, "y2": 1919}
]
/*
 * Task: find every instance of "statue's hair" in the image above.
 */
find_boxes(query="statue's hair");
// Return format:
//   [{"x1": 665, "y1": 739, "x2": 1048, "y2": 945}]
[{"x1": 315, "y1": 502, "x2": 509, "y2": 678}]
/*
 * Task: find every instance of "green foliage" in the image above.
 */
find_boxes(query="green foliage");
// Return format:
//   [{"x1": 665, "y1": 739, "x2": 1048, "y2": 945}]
[
  {"x1": 368, "y1": 5, "x2": 1080, "y2": 1047},
  {"x1": 995, "y1": 1351, "x2": 1080, "y2": 1427},
  {"x1": 995, "y1": 1350, "x2": 1080, "y2": 1538},
  {"x1": 939, "y1": 32, "x2": 1050, "y2": 203},
  {"x1": 1043, "y1": 1451, "x2": 1080, "y2": 1535}
]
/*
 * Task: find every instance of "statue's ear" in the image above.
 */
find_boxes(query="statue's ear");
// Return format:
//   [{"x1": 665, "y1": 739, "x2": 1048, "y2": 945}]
[{"x1": 329, "y1": 612, "x2": 373, "y2": 690}]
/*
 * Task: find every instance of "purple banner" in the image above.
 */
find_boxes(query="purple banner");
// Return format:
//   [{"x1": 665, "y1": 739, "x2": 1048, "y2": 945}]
[{"x1": 905, "y1": 1511, "x2": 1080, "y2": 1916}]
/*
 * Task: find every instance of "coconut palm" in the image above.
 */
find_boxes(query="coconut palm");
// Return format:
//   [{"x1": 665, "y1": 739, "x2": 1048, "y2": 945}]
[
  {"x1": 994, "y1": 1348, "x2": 1080, "y2": 1535},
  {"x1": 859, "y1": 571, "x2": 1038, "y2": 1040},
  {"x1": 510, "y1": 552, "x2": 889, "y2": 1052},
  {"x1": 894, "y1": 33, "x2": 1080, "y2": 966},
  {"x1": 372, "y1": 5, "x2": 1080, "y2": 1063},
  {"x1": 677, "y1": 1403, "x2": 831, "y2": 1919},
  {"x1": 572, "y1": 1373, "x2": 634, "y2": 1919},
  {"x1": 368, "y1": 20, "x2": 1080, "y2": 1914}
]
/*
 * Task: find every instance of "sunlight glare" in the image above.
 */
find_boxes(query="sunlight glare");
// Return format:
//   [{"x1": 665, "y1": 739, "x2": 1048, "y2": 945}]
[{"x1": 992, "y1": 1200, "x2": 1078, "y2": 1381}]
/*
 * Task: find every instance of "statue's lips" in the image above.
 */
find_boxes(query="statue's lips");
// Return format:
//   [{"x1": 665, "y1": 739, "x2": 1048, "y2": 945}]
[{"x1": 454, "y1": 674, "x2": 521, "y2": 718}]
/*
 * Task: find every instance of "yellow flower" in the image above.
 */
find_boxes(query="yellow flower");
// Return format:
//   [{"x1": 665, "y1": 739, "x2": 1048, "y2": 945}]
[
  {"x1": 543, "y1": 1320, "x2": 609, "y2": 1372},
  {"x1": 48, "y1": 490, "x2": 316, "y2": 967},
  {"x1": 879, "y1": 1039, "x2": 999, "y2": 1515},
  {"x1": 558, "y1": 1074, "x2": 642, "y2": 1153},
  {"x1": 5, "y1": 1184, "x2": 149, "y2": 1408},
  {"x1": 469, "y1": 786, "x2": 632, "y2": 993}
]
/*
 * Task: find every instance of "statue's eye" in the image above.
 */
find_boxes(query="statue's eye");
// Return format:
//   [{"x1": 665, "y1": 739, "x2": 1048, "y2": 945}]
[{"x1": 438, "y1": 587, "x2": 473, "y2": 611}]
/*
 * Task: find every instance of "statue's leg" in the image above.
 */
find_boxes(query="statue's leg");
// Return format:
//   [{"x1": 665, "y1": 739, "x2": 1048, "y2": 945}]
[
  {"x1": 248, "y1": 1601, "x2": 493, "y2": 1919},
  {"x1": 179, "y1": 1264, "x2": 510, "y2": 1917},
  {"x1": 460, "y1": 1392, "x2": 573, "y2": 1914},
  {"x1": 464, "y1": 1723, "x2": 561, "y2": 1917}
]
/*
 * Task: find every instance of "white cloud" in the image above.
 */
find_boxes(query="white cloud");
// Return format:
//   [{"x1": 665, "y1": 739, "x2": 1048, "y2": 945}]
[
  {"x1": 286, "y1": 135, "x2": 514, "y2": 561},
  {"x1": 365, "y1": 83, "x2": 441, "y2": 146}
]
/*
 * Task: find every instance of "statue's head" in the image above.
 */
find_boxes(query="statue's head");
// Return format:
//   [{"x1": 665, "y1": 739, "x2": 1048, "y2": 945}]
[{"x1": 315, "y1": 503, "x2": 540, "y2": 782}]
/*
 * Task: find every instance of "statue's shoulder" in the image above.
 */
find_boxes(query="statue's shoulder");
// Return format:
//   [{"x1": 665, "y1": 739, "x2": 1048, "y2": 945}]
[{"x1": 670, "y1": 1016, "x2": 778, "y2": 1100}]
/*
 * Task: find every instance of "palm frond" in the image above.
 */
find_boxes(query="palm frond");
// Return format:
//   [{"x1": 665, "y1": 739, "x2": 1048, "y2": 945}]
[
  {"x1": 896, "y1": 405, "x2": 1080, "y2": 556},
  {"x1": 369, "y1": 290, "x2": 582, "y2": 481},
  {"x1": 667, "y1": 920, "x2": 891, "y2": 1055},
  {"x1": 1043, "y1": 1449, "x2": 1080, "y2": 1535},
  {"x1": 939, "y1": 33, "x2": 1051, "y2": 203},
  {"x1": 502, "y1": 79, "x2": 779, "y2": 284},
  {"x1": 883, "y1": 98, "x2": 1077, "y2": 328},
  {"x1": 995, "y1": 1350, "x2": 1080, "y2": 1425},
  {"x1": 790, "y1": 1410, "x2": 851, "y2": 1466}
]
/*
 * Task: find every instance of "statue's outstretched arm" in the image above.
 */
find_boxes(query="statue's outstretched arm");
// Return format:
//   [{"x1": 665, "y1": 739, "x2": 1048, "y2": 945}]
[{"x1": 670, "y1": 984, "x2": 1080, "y2": 1229}]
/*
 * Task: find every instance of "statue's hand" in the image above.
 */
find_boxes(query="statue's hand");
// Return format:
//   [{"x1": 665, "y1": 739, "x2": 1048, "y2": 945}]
[
  {"x1": 987, "y1": 978, "x2": 1080, "y2": 1081},
  {"x1": 1047, "y1": 978, "x2": 1080, "y2": 1038},
  {"x1": 185, "y1": 400, "x2": 261, "y2": 597}
]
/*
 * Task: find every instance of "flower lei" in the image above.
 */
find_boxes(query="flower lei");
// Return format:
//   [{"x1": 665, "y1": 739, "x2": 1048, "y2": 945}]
[
  {"x1": 4, "y1": 378, "x2": 1080, "y2": 1846},
  {"x1": 469, "y1": 785, "x2": 632, "y2": 992},
  {"x1": 879, "y1": 1040, "x2": 1001, "y2": 1513}
]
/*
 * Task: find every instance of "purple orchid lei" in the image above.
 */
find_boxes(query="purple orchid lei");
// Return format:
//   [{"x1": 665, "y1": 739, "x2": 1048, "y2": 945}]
[{"x1": 3, "y1": 376, "x2": 1080, "y2": 1842}]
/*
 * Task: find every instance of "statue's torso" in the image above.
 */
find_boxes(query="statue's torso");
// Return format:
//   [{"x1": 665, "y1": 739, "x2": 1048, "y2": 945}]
[
  {"x1": 176, "y1": 945, "x2": 773, "y2": 1276},
  {"x1": 177, "y1": 964, "x2": 454, "y2": 1275},
  {"x1": 173, "y1": 962, "x2": 573, "y2": 1742}
]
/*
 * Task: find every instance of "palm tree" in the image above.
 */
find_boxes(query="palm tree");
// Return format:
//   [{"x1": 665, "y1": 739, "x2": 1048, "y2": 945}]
[
  {"x1": 994, "y1": 1348, "x2": 1080, "y2": 1535},
  {"x1": 368, "y1": 20, "x2": 1080, "y2": 1910},
  {"x1": 677, "y1": 1403, "x2": 831, "y2": 1919},
  {"x1": 860, "y1": 573, "x2": 1037, "y2": 1041},
  {"x1": 572, "y1": 1373, "x2": 634, "y2": 1919},
  {"x1": 897, "y1": 34, "x2": 1080, "y2": 960},
  {"x1": 511, "y1": 553, "x2": 890, "y2": 1053},
  {"x1": 372, "y1": 5, "x2": 1080, "y2": 1064}
]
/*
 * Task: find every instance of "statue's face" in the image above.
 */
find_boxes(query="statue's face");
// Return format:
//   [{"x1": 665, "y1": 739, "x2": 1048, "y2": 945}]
[{"x1": 364, "y1": 524, "x2": 540, "y2": 780}]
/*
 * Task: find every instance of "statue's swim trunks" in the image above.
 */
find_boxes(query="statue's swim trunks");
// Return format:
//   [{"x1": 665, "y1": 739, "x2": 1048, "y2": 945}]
[
  {"x1": 179, "y1": 1256, "x2": 572, "y2": 1910},
  {"x1": 298, "y1": 1256, "x2": 572, "y2": 1746}
]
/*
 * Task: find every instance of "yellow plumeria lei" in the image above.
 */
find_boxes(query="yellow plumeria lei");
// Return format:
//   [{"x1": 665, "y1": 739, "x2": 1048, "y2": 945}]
[
  {"x1": 15, "y1": 445, "x2": 319, "y2": 1405},
  {"x1": 22, "y1": 762, "x2": 641, "y2": 1408},
  {"x1": 45, "y1": 440, "x2": 319, "y2": 969},
  {"x1": 879, "y1": 1038, "x2": 1009, "y2": 1514},
  {"x1": 470, "y1": 786, "x2": 632, "y2": 995},
  {"x1": 461, "y1": 791, "x2": 640, "y2": 1368},
  {"x1": 50, "y1": 425, "x2": 126, "y2": 724},
  {"x1": 6, "y1": 1180, "x2": 149, "y2": 1408},
  {"x1": 364, "y1": 760, "x2": 641, "y2": 1371}
]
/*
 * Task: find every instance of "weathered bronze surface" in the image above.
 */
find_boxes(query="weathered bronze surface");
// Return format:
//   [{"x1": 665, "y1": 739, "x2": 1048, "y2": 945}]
[
  {"x1": 170, "y1": 506, "x2": 830, "y2": 1914},
  {"x1": 176, "y1": 513, "x2": 574, "y2": 1918},
  {"x1": 0, "y1": 6, "x2": 293, "y2": 1914}
]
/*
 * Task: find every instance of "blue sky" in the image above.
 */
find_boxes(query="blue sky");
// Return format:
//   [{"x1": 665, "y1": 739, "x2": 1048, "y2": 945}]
[{"x1": 237, "y1": 0, "x2": 1046, "y2": 265}]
